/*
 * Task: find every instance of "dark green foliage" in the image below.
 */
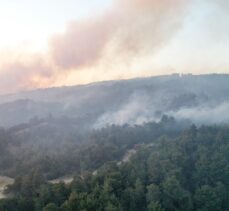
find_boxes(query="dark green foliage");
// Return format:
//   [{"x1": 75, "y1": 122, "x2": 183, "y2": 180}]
[
  {"x1": 0, "y1": 124, "x2": 228, "y2": 210},
  {"x1": 0, "y1": 116, "x2": 184, "y2": 179}
]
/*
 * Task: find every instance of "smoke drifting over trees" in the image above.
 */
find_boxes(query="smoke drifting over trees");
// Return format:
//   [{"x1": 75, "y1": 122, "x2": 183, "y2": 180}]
[{"x1": 0, "y1": 74, "x2": 229, "y2": 128}]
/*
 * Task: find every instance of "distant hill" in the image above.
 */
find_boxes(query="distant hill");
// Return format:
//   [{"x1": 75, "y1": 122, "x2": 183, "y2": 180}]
[{"x1": 0, "y1": 74, "x2": 229, "y2": 127}]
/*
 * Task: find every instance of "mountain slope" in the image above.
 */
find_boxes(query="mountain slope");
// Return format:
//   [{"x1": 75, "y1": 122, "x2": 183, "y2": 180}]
[{"x1": 0, "y1": 74, "x2": 229, "y2": 127}]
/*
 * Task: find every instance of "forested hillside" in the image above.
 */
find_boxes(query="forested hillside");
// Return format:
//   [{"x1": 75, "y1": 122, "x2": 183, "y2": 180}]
[
  {"x1": 0, "y1": 74, "x2": 228, "y2": 210},
  {"x1": 0, "y1": 116, "x2": 187, "y2": 179},
  {"x1": 0, "y1": 124, "x2": 228, "y2": 210},
  {"x1": 0, "y1": 74, "x2": 229, "y2": 127}
]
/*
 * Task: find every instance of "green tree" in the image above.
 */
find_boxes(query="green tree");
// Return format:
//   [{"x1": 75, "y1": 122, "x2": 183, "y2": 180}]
[
  {"x1": 162, "y1": 176, "x2": 192, "y2": 210},
  {"x1": 194, "y1": 183, "x2": 227, "y2": 211}
]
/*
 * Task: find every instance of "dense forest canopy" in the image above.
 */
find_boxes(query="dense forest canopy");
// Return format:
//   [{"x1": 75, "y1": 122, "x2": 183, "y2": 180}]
[
  {"x1": 0, "y1": 116, "x2": 187, "y2": 179},
  {"x1": 0, "y1": 74, "x2": 228, "y2": 210},
  {"x1": 0, "y1": 124, "x2": 228, "y2": 211}
]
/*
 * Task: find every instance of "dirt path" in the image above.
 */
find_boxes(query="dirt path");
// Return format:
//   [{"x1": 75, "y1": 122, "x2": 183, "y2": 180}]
[
  {"x1": 49, "y1": 176, "x2": 74, "y2": 184},
  {"x1": 118, "y1": 149, "x2": 137, "y2": 165},
  {"x1": 0, "y1": 176, "x2": 14, "y2": 199},
  {"x1": 49, "y1": 144, "x2": 154, "y2": 182}
]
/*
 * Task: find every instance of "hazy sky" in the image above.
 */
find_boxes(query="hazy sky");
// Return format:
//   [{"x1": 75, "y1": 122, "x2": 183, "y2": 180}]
[
  {"x1": 0, "y1": 0, "x2": 112, "y2": 51},
  {"x1": 0, "y1": 0, "x2": 229, "y2": 94}
]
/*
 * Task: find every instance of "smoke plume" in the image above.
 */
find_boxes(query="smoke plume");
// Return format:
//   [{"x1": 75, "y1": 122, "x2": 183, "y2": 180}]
[
  {"x1": 0, "y1": 0, "x2": 188, "y2": 94},
  {"x1": 50, "y1": 0, "x2": 187, "y2": 69}
]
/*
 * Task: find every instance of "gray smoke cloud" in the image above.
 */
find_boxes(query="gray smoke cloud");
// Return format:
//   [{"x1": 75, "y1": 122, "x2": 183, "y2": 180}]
[
  {"x1": 94, "y1": 92, "x2": 157, "y2": 128},
  {"x1": 1, "y1": 0, "x2": 229, "y2": 94},
  {"x1": 50, "y1": 0, "x2": 188, "y2": 69},
  {"x1": 95, "y1": 100, "x2": 229, "y2": 128},
  {"x1": 167, "y1": 102, "x2": 229, "y2": 125},
  {"x1": 0, "y1": 0, "x2": 189, "y2": 94}
]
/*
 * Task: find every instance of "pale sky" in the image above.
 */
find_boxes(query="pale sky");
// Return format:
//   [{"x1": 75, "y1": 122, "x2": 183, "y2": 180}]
[
  {"x1": 0, "y1": 0, "x2": 112, "y2": 51},
  {"x1": 0, "y1": 0, "x2": 229, "y2": 94}
]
